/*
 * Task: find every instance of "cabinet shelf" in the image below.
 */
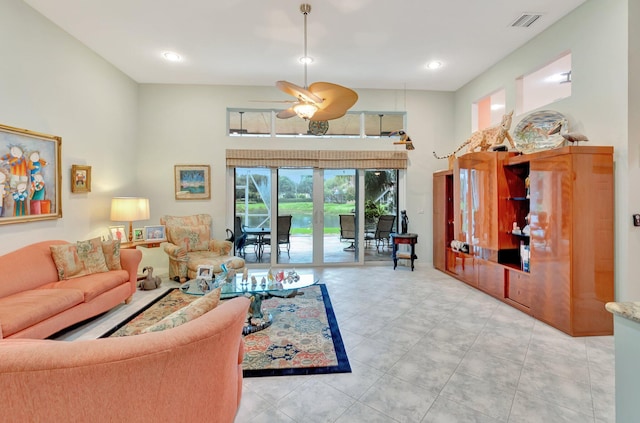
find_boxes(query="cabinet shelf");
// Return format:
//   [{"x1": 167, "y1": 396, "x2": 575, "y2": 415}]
[{"x1": 508, "y1": 197, "x2": 529, "y2": 201}]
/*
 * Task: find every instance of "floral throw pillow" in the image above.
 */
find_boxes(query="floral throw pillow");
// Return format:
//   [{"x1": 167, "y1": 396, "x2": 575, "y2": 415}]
[
  {"x1": 50, "y1": 244, "x2": 88, "y2": 280},
  {"x1": 167, "y1": 224, "x2": 210, "y2": 252},
  {"x1": 140, "y1": 288, "x2": 221, "y2": 334},
  {"x1": 76, "y1": 237, "x2": 110, "y2": 274},
  {"x1": 50, "y1": 238, "x2": 110, "y2": 280},
  {"x1": 102, "y1": 239, "x2": 122, "y2": 270}
]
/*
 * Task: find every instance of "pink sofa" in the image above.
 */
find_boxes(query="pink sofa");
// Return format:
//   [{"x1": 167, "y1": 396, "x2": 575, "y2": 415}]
[
  {"x1": 0, "y1": 296, "x2": 250, "y2": 422},
  {"x1": 0, "y1": 240, "x2": 142, "y2": 339}
]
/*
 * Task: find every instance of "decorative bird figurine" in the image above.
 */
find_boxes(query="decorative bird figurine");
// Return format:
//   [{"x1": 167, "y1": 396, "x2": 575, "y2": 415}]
[
  {"x1": 389, "y1": 130, "x2": 415, "y2": 150},
  {"x1": 562, "y1": 132, "x2": 589, "y2": 145}
]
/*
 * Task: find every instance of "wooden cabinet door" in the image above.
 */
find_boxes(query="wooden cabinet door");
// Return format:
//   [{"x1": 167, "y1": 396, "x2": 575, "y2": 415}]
[
  {"x1": 477, "y1": 259, "x2": 505, "y2": 298},
  {"x1": 529, "y1": 153, "x2": 573, "y2": 333},
  {"x1": 433, "y1": 172, "x2": 447, "y2": 271},
  {"x1": 453, "y1": 164, "x2": 471, "y2": 245},
  {"x1": 506, "y1": 269, "x2": 531, "y2": 308},
  {"x1": 446, "y1": 249, "x2": 477, "y2": 286},
  {"x1": 455, "y1": 152, "x2": 498, "y2": 250}
]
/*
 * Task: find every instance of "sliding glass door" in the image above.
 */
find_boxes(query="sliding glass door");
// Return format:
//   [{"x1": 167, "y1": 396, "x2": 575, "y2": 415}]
[
  {"x1": 234, "y1": 166, "x2": 397, "y2": 266},
  {"x1": 323, "y1": 169, "x2": 357, "y2": 263}
]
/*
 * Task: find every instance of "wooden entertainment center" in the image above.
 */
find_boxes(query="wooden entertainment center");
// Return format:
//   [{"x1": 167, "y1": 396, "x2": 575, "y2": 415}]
[{"x1": 433, "y1": 146, "x2": 614, "y2": 336}]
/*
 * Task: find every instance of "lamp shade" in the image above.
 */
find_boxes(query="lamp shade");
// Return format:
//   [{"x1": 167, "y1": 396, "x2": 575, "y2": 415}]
[{"x1": 110, "y1": 197, "x2": 150, "y2": 222}]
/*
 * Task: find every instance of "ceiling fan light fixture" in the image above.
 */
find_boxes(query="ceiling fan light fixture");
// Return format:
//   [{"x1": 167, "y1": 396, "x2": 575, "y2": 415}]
[
  {"x1": 299, "y1": 56, "x2": 314, "y2": 64},
  {"x1": 293, "y1": 102, "x2": 318, "y2": 120},
  {"x1": 162, "y1": 51, "x2": 181, "y2": 62}
]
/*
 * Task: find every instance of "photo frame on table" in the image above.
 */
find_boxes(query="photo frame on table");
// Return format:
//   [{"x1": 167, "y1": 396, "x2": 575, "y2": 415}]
[
  {"x1": 174, "y1": 164, "x2": 210, "y2": 200},
  {"x1": 197, "y1": 265, "x2": 214, "y2": 280},
  {"x1": 70, "y1": 165, "x2": 91, "y2": 193},
  {"x1": 109, "y1": 225, "x2": 128, "y2": 242},
  {"x1": 144, "y1": 225, "x2": 167, "y2": 241},
  {"x1": 133, "y1": 227, "x2": 144, "y2": 242},
  {"x1": 0, "y1": 123, "x2": 62, "y2": 225}
]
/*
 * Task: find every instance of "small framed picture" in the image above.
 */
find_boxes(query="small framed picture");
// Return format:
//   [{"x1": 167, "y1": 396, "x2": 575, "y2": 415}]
[
  {"x1": 71, "y1": 165, "x2": 91, "y2": 193},
  {"x1": 144, "y1": 225, "x2": 166, "y2": 241},
  {"x1": 197, "y1": 265, "x2": 214, "y2": 280},
  {"x1": 109, "y1": 225, "x2": 128, "y2": 242},
  {"x1": 133, "y1": 228, "x2": 144, "y2": 242}
]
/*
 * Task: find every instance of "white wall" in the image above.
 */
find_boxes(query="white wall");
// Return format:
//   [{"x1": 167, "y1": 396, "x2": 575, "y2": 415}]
[
  {"x1": 0, "y1": 0, "x2": 139, "y2": 255},
  {"x1": 453, "y1": 0, "x2": 635, "y2": 300},
  {"x1": 2, "y1": 0, "x2": 635, "y2": 295},
  {"x1": 0, "y1": 0, "x2": 455, "y2": 270},
  {"x1": 136, "y1": 84, "x2": 455, "y2": 265}
]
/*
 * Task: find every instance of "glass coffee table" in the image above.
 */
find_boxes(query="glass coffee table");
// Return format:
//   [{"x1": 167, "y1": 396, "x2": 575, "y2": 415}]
[{"x1": 220, "y1": 271, "x2": 318, "y2": 335}]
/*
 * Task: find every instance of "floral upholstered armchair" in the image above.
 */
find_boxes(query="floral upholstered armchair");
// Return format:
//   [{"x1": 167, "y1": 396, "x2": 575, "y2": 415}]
[{"x1": 160, "y1": 214, "x2": 245, "y2": 282}]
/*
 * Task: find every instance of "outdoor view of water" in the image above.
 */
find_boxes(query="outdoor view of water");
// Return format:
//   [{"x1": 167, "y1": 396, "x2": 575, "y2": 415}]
[{"x1": 244, "y1": 213, "x2": 341, "y2": 230}]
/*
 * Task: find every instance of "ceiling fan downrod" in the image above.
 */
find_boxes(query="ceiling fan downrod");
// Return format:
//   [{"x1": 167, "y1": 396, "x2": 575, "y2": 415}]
[{"x1": 301, "y1": 4, "x2": 311, "y2": 89}]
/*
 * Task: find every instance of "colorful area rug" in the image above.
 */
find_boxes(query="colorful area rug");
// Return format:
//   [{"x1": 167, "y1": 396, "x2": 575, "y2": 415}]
[
  {"x1": 100, "y1": 284, "x2": 350, "y2": 378},
  {"x1": 243, "y1": 284, "x2": 350, "y2": 377}
]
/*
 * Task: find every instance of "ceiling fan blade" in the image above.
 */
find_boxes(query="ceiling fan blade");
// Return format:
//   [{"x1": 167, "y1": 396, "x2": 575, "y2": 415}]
[
  {"x1": 276, "y1": 107, "x2": 298, "y2": 119},
  {"x1": 276, "y1": 80, "x2": 323, "y2": 104},
  {"x1": 249, "y1": 99, "x2": 298, "y2": 103},
  {"x1": 307, "y1": 82, "x2": 359, "y2": 121}
]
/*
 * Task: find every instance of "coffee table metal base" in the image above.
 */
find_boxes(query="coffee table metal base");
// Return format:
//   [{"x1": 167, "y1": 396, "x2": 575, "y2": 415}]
[{"x1": 244, "y1": 313, "x2": 273, "y2": 335}]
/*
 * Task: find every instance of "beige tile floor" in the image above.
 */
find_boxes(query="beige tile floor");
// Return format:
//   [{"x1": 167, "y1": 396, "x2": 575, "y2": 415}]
[
  {"x1": 236, "y1": 265, "x2": 615, "y2": 423},
  {"x1": 53, "y1": 263, "x2": 615, "y2": 423}
]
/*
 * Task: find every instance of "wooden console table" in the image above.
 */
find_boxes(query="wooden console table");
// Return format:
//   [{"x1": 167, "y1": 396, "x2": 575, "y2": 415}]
[
  {"x1": 390, "y1": 233, "x2": 418, "y2": 271},
  {"x1": 120, "y1": 240, "x2": 163, "y2": 249}
]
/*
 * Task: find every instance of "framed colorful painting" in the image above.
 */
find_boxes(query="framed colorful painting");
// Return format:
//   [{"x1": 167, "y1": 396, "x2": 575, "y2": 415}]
[
  {"x1": 174, "y1": 164, "x2": 210, "y2": 200},
  {"x1": 71, "y1": 165, "x2": 91, "y2": 193},
  {"x1": 0, "y1": 123, "x2": 62, "y2": 225}
]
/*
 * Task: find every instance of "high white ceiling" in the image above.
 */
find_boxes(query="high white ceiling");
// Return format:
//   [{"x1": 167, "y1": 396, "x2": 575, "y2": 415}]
[{"x1": 23, "y1": 0, "x2": 586, "y2": 91}]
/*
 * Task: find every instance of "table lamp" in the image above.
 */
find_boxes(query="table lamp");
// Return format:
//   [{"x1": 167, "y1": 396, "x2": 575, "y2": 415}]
[{"x1": 110, "y1": 197, "x2": 150, "y2": 242}]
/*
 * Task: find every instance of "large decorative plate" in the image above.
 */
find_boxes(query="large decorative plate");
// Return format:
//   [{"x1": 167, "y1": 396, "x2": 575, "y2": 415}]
[{"x1": 513, "y1": 110, "x2": 568, "y2": 154}]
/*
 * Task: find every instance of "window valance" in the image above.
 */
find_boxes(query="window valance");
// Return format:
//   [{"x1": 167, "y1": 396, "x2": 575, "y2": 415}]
[{"x1": 225, "y1": 149, "x2": 407, "y2": 169}]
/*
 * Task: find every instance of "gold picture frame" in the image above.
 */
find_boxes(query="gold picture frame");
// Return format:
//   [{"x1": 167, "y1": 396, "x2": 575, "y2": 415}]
[
  {"x1": 71, "y1": 165, "x2": 91, "y2": 193},
  {"x1": 174, "y1": 164, "x2": 210, "y2": 200},
  {"x1": 0, "y1": 123, "x2": 62, "y2": 225}
]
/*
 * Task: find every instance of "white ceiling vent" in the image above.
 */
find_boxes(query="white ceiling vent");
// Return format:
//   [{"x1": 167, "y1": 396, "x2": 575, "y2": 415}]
[{"x1": 511, "y1": 13, "x2": 542, "y2": 28}]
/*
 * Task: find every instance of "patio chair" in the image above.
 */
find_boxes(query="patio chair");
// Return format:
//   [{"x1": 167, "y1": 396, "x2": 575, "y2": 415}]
[
  {"x1": 262, "y1": 215, "x2": 292, "y2": 257},
  {"x1": 233, "y1": 216, "x2": 258, "y2": 258},
  {"x1": 339, "y1": 214, "x2": 356, "y2": 251},
  {"x1": 365, "y1": 215, "x2": 396, "y2": 252}
]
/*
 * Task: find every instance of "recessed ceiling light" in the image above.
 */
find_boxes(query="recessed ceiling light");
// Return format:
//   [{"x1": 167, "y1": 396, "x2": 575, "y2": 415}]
[
  {"x1": 299, "y1": 56, "x2": 314, "y2": 64},
  {"x1": 426, "y1": 61, "x2": 442, "y2": 70},
  {"x1": 163, "y1": 51, "x2": 182, "y2": 62}
]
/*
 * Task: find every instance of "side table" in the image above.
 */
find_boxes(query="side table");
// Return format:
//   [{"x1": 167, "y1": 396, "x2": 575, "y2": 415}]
[
  {"x1": 390, "y1": 233, "x2": 418, "y2": 271},
  {"x1": 120, "y1": 240, "x2": 162, "y2": 249},
  {"x1": 120, "y1": 240, "x2": 163, "y2": 280}
]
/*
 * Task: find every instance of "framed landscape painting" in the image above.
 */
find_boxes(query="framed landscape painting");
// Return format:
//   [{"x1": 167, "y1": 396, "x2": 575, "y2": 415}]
[
  {"x1": 174, "y1": 164, "x2": 210, "y2": 200},
  {"x1": 0, "y1": 123, "x2": 62, "y2": 225}
]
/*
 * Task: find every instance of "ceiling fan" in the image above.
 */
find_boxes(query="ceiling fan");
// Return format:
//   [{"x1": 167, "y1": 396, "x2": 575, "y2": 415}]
[{"x1": 274, "y1": 4, "x2": 358, "y2": 122}]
